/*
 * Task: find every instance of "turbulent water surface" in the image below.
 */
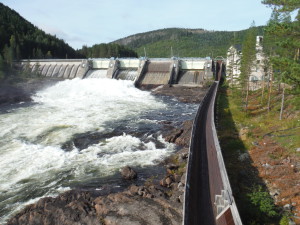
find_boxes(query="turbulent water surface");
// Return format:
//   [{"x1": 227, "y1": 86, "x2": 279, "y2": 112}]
[{"x1": 0, "y1": 78, "x2": 197, "y2": 223}]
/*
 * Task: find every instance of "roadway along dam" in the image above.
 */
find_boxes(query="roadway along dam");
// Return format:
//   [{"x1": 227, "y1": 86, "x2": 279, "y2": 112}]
[{"x1": 1, "y1": 58, "x2": 242, "y2": 225}]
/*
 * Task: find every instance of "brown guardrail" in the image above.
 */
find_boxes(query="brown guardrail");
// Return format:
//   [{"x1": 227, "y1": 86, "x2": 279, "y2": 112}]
[{"x1": 183, "y1": 62, "x2": 242, "y2": 225}]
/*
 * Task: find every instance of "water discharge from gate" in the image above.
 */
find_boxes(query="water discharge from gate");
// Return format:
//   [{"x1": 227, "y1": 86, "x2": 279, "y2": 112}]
[{"x1": 0, "y1": 78, "x2": 198, "y2": 223}]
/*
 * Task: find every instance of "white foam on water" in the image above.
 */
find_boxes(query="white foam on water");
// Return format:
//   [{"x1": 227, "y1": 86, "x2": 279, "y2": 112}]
[
  {"x1": 85, "y1": 69, "x2": 108, "y2": 79},
  {"x1": 0, "y1": 78, "x2": 175, "y2": 223}
]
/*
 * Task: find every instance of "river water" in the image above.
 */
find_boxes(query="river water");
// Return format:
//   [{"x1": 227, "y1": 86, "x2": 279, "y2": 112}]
[{"x1": 0, "y1": 78, "x2": 198, "y2": 223}]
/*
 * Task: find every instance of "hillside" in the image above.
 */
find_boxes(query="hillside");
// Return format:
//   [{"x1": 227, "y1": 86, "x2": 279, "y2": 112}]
[
  {"x1": 0, "y1": 3, "x2": 80, "y2": 59},
  {"x1": 78, "y1": 43, "x2": 138, "y2": 58},
  {"x1": 113, "y1": 27, "x2": 264, "y2": 58}
]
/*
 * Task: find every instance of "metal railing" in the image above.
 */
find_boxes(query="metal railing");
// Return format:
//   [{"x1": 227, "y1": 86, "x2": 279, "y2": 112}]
[{"x1": 183, "y1": 62, "x2": 242, "y2": 225}]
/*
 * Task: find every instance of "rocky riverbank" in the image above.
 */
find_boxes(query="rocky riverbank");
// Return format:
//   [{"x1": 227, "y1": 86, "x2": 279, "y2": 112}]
[{"x1": 6, "y1": 84, "x2": 208, "y2": 225}]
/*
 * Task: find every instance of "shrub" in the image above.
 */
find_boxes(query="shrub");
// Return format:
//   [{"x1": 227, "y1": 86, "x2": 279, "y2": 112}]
[
  {"x1": 279, "y1": 215, "x2": 290, "y2": 225},
  {"x1": 248, "y1": 185, "x2": 278, "y2": 217}
]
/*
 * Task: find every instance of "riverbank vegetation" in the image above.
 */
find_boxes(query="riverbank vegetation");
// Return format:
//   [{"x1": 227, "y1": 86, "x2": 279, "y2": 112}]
[
  {"x1": 217, "y1": 84, "x2": 299, "y2": 224},
  {"x1": 218, "y1": 1, "x2": 300, "y2": 223}
]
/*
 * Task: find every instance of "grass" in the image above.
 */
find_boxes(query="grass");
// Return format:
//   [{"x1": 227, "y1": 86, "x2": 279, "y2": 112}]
[
  {"x1": 217, "y1": 82, "x2": 300, "y2": 224},
  {"x1": 229, "y1": 86, "x2": 299, "y2": 152}
]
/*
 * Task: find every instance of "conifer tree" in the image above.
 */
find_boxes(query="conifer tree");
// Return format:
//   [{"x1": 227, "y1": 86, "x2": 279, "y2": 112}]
[
  {"x1": 0, "y1": 54, "x2": 5, "y2": 79},
  {"x1": 262, "y1": 0, "x2": 300, "y2": 87},
  {"x1": 3, "y1": 44, "x2": 13, "y2": 68},
  {"x1": 262, "y1": 0, "x2": 300, "y2": 118},
  {"x1": 240, "y1": 22, "x2": 257, "y2": 112}
]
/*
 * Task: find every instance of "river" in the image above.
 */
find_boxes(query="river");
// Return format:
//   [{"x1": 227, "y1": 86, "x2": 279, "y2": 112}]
[{"x1": 0, "y1": 78, "x2": 198, "y2": 223}]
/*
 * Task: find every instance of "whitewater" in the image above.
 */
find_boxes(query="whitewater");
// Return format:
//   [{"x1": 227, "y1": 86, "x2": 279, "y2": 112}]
[{"x1": 0, "y1": 78, "x2": 197, "y2": 223}]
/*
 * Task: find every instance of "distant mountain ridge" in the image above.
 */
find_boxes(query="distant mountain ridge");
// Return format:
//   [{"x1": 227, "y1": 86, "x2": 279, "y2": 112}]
[
  {"x1": 113, "y1": 28, "x2": 207, "y2": 47},
  {"x1": 112, "y1": 27, "x2": 264, "y2": 58},
  {"x1": 0, "y1": 2, "x2": 264, "y2": 60}
]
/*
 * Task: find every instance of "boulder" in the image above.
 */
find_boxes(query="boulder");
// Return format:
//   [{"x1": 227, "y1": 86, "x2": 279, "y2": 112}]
[
  {"x1": 165, "y1": 177, "x2": 173, "y2": 186},
  {"x1": 129, "y1": 185, "x2": 139, "y2": 195},
  {"x1": 120, "y1": 166, "x2": 137, "y2": 180},
  {"x1": 180, "y1": 173, "x2": 187, "y2": 185},
  {"x1": 160, "y1": 176, "x2": 174, "y2": 187},
  {"x1": 160, "y1": 177, "x2": 168, "y2": 187}
]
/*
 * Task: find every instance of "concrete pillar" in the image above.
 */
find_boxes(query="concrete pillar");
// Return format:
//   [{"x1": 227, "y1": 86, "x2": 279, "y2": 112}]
[
  {"x1": 205, "y1": 60, "x2": 213, "y2": 80},
  {"x1": 134, "y1": 59, "x2": 147, "y2": 87},
  {"x1": 76, "y1": 59, "x2": 90, "y2": 79},
  {"x1": 169, "y1": 59, "x2": 180, "y2": 85},
  {"x1": 106, "y1": 59, "x2": 119, "y2": 79}
]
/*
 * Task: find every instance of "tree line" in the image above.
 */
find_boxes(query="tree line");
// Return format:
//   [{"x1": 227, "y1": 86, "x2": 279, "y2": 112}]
[
  {"x1": 223, "y1": 2, "x2": 299, "y2": 224},
  {"x1": 0, "y1": 3, "x2": 81, "y2": 60},
  {"x1": 78, "y1": 43, "x2": 138, "y2": 58},
  {"x1": 0, "y1": 3, "x2": 82, "y2": 79},
  {"x1": 238, "y1": 0, "x2": 299, "y2": 120},
  {"x1": 0, "y1": 3, "x2": 138, "y2": 80},
  {"x1": 113, "y1": 27, "x2": 264, "y2": 58}
]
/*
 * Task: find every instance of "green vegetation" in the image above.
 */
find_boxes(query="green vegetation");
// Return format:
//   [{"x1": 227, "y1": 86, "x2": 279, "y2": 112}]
[
  {"x1": 248, "y1": 186, "x2": 278, "y2": 218},
  {"x1": 262, "y1": 0, "x2": 300, "y2": 120},
  {"x1": 217, "y1": 85, "x2": 300, "y2": 224},
  {"x1": 78, "y1": 43, "x2": 138, "y2": 58},
  {"x1": 0, "y1": 2, "x2": 138, "y2": 81},
  {"x1": 0, "y1": 2, "x2": 81, "y2": 81},
  {"x1": 217, "y1": 7, "x2": 300, "y2": 213},
  {"x1": 113, "y1": 27, "x2": 264, "y2": 58},
  {"x1": 218, "y1": 25, "x2": 300, "y2": 218},
  {"x1": 0, "y1": 3, "x2": 80, "y2": 60},
  {"x1": 240, "y1": 22, "x2": 257, "y2": 112},
  {"x1": 280, "y1": 215, "x2": 290, "y2": 225}
]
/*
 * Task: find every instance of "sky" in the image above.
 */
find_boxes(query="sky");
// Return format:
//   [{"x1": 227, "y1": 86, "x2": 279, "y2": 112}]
[{"x1": 1, "y1": 0, "x2": 274, "y2": 49}]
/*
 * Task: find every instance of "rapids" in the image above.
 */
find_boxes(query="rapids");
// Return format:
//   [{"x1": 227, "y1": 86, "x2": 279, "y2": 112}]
[{"x1": 0, "y1": 78, "x2": 197, "y2": 223}]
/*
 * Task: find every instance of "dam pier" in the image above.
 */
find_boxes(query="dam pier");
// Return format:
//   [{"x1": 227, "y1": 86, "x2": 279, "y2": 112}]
[
  {"x1": 19, "y1": 57, "x2": 214, "y2": 87},
  {"x1": 11, "y1": 58, "x2": 243, "y2": 225}
]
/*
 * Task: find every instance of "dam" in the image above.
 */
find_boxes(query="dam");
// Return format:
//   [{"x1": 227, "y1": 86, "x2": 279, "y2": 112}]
[
  {"x1": 5, "y1": 58, "x2": 242, "y2": 225},
  {"x1": 19, "y1": 57, "x2": 213, "y2": 87}
]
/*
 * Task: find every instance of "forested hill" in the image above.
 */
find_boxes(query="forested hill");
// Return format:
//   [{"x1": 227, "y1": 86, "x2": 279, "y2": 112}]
[
  {"x1": 78, "y1": 43, "x2": 138, "y2": 58},
  {"x1": 112, "y1": 27, "x2": 264, "y2": 58},
  {"x1": 0, "y1": 3, "x2": 80, "y2": 60}
]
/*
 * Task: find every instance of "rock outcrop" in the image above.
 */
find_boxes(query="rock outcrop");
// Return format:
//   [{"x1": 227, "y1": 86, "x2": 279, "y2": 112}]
[
  {"x1": 7, "y1": 147, "x2": 190, "y2": 225},
  {"x1": 163, "y1": 120, "x2": 193, "y2": 147},
  {"x1": 6, "y1": 84, "x2": 199, "y2": 225},
  {"x1": 120, "y1": 166, "x2": 137, "y2": 180}
]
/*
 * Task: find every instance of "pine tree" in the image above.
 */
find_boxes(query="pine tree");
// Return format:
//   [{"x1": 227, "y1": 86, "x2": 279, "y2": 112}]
[
  {"x1": 0, "y1": 54, "x2": 6, "y2": 79},
  {"x1": 240, "y1": 22, "x2": 257, "y2": 112},
  {"x1": 45, "y1": 51, "x2": 52, "y2": 59},
  {"x1": 262, "y1": 1, "x2": 300, "y2": 87},
  {"x1": 36, "y1": 48, "x2": 44, "y2": 58},
  {"x1": 3, "y1": 44, "x2": 13, "y2": 68},
  {"x1": 262, "y1": 1, "x2": 300, "y2": 118}
]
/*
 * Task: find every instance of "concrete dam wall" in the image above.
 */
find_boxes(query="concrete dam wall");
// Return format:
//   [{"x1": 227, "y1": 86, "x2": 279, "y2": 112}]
[
  {"x1": 139, "y1": 61, "x2": 172, "y2": 85},
  {"x1": 20, "y1": 59, "x2": 89, "y2": 79},
  {"x1": 19, "y1": 58, "x2": 214, "y2": 86}
]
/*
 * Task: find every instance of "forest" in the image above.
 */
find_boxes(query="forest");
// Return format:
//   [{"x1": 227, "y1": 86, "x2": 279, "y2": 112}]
[
  {"x1": 224, "y1": 1, "x2": 299, "y2": 223},
  {"x1": 78, "y1": 43, "x2": 138, "y2": 58},
  {"x1": 112, "y1": 27, "x2": 264, "y2": 58},
  {"x1": 0, "y1": 3, "x2": 138, "y2": 80},
  {"x1": 0, "y1": 3, "x2": 80, "y2": 60}
]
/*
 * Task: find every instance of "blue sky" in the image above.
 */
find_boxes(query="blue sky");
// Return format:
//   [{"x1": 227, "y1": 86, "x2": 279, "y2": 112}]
[{"x1": 1, "y1": 0, "x2": 273, "y2": 49}]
